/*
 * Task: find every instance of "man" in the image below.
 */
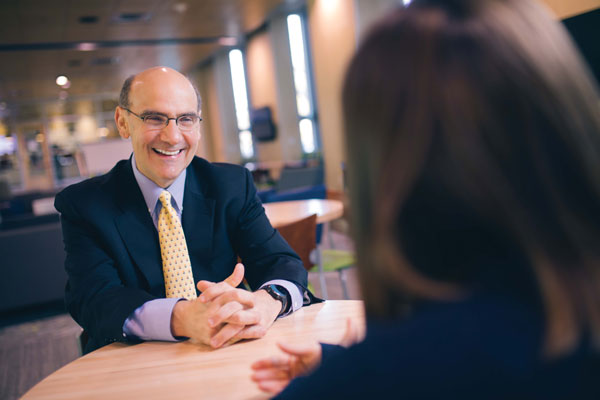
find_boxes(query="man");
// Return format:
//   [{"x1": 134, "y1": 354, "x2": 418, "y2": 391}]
[{"x1": 55, "y1": 67, "x2": 311, "y2": 353}]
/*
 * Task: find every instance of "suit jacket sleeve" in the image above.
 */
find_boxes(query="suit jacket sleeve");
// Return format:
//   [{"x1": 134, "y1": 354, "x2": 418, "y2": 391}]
[
  {"x1": 231, "y1": 168, "x2": 308, "y2": 291},
  {"x1": 55, "y1": 191, "x2": 155, "y2": 347}
]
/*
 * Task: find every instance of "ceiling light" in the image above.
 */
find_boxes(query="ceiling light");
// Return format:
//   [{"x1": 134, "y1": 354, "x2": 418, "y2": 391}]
[
  {"x1": 56, "y1": 76, "x2": 69, "y2": 86},
  {"x1": 173, "y1": 2, "x2": 188, "y2": 13}
]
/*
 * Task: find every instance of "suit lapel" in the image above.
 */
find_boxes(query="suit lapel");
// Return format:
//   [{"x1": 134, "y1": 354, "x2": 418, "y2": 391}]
[
  {"x1": 112, "y1": 161, "x2": 164, "y2": 294},
  {"x1": 182, "y1": 165, "x2": 215, "y2": 268}
]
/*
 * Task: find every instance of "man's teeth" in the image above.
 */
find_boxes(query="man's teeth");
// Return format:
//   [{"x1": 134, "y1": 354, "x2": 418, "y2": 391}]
[{"x1": 154, "y1": 148, "x2": 181, "y2": 156}]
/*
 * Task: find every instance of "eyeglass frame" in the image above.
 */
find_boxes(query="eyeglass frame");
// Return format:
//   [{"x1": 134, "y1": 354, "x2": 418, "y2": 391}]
[{"x1": 121, "y1": 107, "x2": 202, "y2": 130}]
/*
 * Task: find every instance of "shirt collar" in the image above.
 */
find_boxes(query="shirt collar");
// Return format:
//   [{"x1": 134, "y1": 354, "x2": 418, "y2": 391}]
[{"x1": 131, "y1": 153, "x2": 186, "y2": 214}]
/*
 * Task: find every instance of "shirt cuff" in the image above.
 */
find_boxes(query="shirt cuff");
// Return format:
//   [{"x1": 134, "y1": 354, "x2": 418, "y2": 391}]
[
  {"x1": 122, "y1": 298, "x2": 183, "y2": 341},
  {"x1": 260, "y1": 279, "x2": 303, "y2": 317}
]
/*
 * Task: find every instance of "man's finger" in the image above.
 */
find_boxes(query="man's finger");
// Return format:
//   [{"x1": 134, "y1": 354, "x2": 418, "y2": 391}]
[
  {"x1": 210, "y1": 323, "x2": 245, "y2": 348},
  {"x1": 208, "y1": 287, "x2": 255, "y2": 310},
  {"x1": 224, "y1": 263, "x2": 245, "y2": 287},
  {"x1": 206, "y1": 301, "x2": 244, "y2": 328},
  {"x1": 201, "y1": 286, "x2": 255, "y2": 309},
  {"x1": 198, "y1": 263, "x2": 246, "y2": 302},
  {"x1": 197, "y1": 280, "x2": 215, "y2": 292},
  {"x1": 233, "y1": 324, "x2": 268, "y2": 340},
  {"x1": 219, "y1": 309, "x2": 261, "y2": 326}
]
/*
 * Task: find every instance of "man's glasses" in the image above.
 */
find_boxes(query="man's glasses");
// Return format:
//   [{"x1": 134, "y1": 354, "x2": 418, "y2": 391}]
[{"x1": 123, "y1": 108, "x2": 201, "y2": 131}]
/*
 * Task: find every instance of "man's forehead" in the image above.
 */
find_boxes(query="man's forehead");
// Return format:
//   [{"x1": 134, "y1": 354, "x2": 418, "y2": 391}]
[{"x1": 129, "y1": 68, "x2": 198, "y2": 110}]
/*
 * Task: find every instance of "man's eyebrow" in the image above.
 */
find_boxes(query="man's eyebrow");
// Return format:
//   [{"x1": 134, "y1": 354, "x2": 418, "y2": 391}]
[
  {"x1": 139, "y1": 109, "x2": 168, "y2": 117},
  {"x1": 139, "y1": 110, "x2": 198, "y2": 117}
]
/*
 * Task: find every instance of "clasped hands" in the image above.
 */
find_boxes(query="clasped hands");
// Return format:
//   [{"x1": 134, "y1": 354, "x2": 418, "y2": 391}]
[{"x1": 170, "y1": 263, "x2": 282, "y2": 349}]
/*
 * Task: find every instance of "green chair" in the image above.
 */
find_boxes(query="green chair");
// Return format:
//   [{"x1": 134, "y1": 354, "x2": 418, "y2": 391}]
[{"x1": 277, "y1": 213, "x2": 355, "y2": 299}]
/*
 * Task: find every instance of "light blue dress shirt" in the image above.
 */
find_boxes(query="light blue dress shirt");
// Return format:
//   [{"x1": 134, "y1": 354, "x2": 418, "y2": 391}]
[{"x1": 123, "y1": 155, "x2": 303, "y2": 341}]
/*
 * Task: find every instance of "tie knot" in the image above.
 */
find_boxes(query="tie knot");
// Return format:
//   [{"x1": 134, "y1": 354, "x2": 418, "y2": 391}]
[{"x1": 159, "y1": 190, "x2": 172, "y2": 208}]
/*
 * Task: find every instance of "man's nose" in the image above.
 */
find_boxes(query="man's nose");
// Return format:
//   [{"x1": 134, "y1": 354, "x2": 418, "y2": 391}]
[{"x1": 160, "y1": 119, "x2": 182, "y2": 144}]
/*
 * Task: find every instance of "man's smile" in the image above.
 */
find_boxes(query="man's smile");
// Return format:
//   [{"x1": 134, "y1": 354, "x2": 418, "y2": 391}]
[{"x1": 152, "y1": 148, "x2": 184, "y2": 156}]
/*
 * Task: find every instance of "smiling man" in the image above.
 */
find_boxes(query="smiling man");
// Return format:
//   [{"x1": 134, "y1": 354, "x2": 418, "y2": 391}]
[{"x1": 55, "y1": 67, "x2": 311, "y2": 353}]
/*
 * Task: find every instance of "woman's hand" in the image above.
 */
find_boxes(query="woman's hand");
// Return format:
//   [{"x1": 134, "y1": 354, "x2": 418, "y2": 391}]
[
  {"x1": 250, "y1": 319, "x2": 360, "y2": 394},
  {"x1": 250, "y1": 341, "x2": 322, "y2": 394}
]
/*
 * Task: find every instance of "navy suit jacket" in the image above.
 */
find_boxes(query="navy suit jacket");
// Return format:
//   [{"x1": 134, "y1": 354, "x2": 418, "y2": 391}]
[{"x1": 55, "y1": 157, "x2": 307, "y2": 352}]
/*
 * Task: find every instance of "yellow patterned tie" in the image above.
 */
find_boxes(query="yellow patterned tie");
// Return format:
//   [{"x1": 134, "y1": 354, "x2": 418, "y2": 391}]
[{"x1": 158, "y1": 190, "x2": 197, "y2": 300}]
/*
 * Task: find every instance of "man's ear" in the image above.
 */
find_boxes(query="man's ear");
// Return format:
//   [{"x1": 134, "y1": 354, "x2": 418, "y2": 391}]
[{"x1": 115, "y1": 107, "x2": 130, "y2": 139}]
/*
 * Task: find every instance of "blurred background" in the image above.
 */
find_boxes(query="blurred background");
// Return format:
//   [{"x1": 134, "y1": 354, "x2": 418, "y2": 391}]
[{"x1": 0, "y1": 0, "x2": 598, "y2": 398}]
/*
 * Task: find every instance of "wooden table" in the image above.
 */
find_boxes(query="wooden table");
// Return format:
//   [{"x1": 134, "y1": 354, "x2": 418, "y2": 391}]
[
  {"x1": 263, "y1": 199, "x2": 344, "y2": 228},
  {"x1": 23, "y1": 301, "x2": 365, "y2": 400}
]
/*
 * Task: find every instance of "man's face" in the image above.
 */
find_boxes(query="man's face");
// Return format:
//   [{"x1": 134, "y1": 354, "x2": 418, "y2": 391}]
[{"x1": 115, "y1": 67, "x2": 200, "y2": 188}]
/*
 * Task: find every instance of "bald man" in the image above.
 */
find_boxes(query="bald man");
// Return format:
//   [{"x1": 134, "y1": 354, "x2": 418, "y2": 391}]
[{"x1": 55, "y1": 67, "x2": 311, "y2": 353}]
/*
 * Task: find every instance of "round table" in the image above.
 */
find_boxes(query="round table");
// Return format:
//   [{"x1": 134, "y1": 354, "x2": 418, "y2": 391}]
[
  {"x1": 23, "y1": 300, "x2": 365, "y2": 400},
  {"x1": 263, "y1": 199, "x2": 344, "y2": 228}
]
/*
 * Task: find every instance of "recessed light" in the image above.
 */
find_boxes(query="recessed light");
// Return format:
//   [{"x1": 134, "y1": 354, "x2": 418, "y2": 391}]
[
  {"x1": 173, "y1": 2, "x2": 188, "y2": 13},
  {"x1": 56, "y1": 76, "x2": 69, "y2": 86}
]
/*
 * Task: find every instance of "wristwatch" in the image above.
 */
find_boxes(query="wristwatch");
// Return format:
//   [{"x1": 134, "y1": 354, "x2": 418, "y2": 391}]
[{"x1": 263, "y1": 284, "x2": 290, "y2": 316}]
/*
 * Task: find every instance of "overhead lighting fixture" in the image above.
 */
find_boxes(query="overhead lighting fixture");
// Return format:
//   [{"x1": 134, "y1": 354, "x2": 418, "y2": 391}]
[
  {"x1": 173, "y1": 2, "x2": 188, "y2": 13},
  {"x1": 77, "y1": 42, "x2": 98, "y2": 51},
  {"x1": 56, "y1": 75, "x2": 69, "y2": 86}
]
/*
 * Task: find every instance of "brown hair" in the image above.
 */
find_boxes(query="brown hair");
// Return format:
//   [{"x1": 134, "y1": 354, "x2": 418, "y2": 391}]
[{"x1": 343, "y1": 0, "x2": 600, "y2": 356}]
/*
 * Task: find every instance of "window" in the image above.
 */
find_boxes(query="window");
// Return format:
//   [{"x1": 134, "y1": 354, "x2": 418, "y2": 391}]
[
  {"x1": 228, "y1": 49, "x2": 255, "y2": 160},
  {"x1": 287, "y1": 13, "x2": 319, "y2": 155}
]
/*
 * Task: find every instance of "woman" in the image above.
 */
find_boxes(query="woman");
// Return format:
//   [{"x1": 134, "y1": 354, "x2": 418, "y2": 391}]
[{"x1": 251, "y1": 0, "x2": 600, "y2": 398}]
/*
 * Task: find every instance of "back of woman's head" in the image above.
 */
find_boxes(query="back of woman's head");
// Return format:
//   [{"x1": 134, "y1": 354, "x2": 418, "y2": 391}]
[{"x1": 343, "y1": 0, "x2": 600, "y2": 355}]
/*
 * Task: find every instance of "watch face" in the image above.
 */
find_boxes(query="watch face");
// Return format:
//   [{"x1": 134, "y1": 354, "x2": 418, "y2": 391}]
[
  {"x1": 268, "y1": 285, "x2": 285, "y2": 299},
  {"x1": 266, "y1": 285, "x2": 289, "y2": 315}
]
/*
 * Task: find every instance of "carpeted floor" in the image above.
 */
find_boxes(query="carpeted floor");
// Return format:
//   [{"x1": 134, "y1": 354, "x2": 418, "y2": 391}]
[{"x1": 0, "y1": 313, "x2": 82, "y2": 400}]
